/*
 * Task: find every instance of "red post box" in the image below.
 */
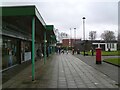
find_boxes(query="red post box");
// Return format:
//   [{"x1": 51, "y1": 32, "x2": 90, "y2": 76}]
[{"x1": 96, "y1": 48, "x2": 102, "y2": 64}]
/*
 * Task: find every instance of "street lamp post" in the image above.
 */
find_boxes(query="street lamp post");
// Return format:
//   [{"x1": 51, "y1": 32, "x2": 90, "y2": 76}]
[
  {"x1": 69, "y1": 28, "x2": 71, "y2": 48},
  {"x1": 70, "y1": 28, "x2": 72, "y2": 48},
  {"x1": 82, "y1": 17, "x2": 86, "y2": 40},
  {"x1": 82, "y1": 17, "x2": 86, "y2": 56},
  {"x1": 74, "y1": 28, "x2": 76, "y2": 50},
  {"x1": 74, "y1": 28, "x2": 76, "y2": 41}
]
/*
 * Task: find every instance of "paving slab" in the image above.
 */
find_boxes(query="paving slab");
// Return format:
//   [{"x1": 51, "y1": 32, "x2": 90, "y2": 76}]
[
  {"x1": 74, "y1": 54, "x2": 119, "y2": 83},
  {"x1": 2, "y1": 53, "x2": 119, "y2": 89}
]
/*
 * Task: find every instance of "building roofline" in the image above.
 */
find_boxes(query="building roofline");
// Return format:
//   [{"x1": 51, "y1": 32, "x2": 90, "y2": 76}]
[{"x1": 1, "y1": 5, "x2": 46, "y2": 26}]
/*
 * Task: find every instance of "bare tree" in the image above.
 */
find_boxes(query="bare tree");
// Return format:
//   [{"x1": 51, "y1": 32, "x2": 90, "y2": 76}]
[
  {"x1": 101, "y1": 30, "x2": 116, "y2": 51},
  {"x1": 89, "y1": 31, "x2": 96, "y2": 40},
  {"x1": 60, "y1": 32, "x2": 69, "y2": 39},
  {"x1": 101, "y1": 30, "x2": 116, "y2": 42}
]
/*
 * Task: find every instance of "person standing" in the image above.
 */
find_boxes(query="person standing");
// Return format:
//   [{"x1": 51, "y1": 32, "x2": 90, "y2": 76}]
[
  {"x1": 91, "y1": 49, "x2": 94, "y2": 56},
  {"x1": 8, "y1": 49, "x2": 13, "y2": 67},
  {"x1": 58, "y1": 47, "x2": 61, "y2": 54},
  {"x1": 72, "y1": 49, "x2": 74, "y2": 55},
  {"x1": 66, "y1": 48, "x2": 68, "y2": 54}
]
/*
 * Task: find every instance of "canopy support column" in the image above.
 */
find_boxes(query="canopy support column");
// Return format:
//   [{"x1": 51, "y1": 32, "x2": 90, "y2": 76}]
[
  {"x1": 44, "y1": 31, "x2": 46, "y2": 64},
  {"x1": 32, "y1": 16, "x2": 35, "y2": 81}
]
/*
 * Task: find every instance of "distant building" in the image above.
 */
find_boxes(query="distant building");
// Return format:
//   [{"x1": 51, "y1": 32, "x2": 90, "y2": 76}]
[
  {"x1": 62, "y1": 39, "x2": 81, "y2": 48},
  {"x1": 91, "y1": 40, "x2": 118, "y2": 51},
  {"x1": 75, "y1": 40, "x2": 118, "y2": 51}
]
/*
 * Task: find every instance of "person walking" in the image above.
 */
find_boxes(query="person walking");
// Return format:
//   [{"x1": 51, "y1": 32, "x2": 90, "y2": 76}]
[
  {"x1": 66, "y1": 50, "x2": 68, "y2": 54},
  {"x1": 72, "y1": 49, "x2": 74, "y2": 55},
  {"x1": 58, "y1": 47, "x2": 61, "y2": 54}
]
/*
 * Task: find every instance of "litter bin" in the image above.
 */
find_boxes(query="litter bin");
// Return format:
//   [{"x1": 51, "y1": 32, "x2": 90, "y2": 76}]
[{"x1": 96, "y1": 48, "x2": 102, "y2": 64}]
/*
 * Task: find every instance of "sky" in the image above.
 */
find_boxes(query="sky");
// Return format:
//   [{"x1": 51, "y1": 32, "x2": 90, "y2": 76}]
[{"x1": 0, "y1": 0, "x2": 119, "y2": 40}]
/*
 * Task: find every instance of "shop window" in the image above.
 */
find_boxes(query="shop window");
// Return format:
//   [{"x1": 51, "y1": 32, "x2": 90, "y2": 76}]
[
  {"x1": 2, "y1": 36, "x2": 18, "y2": 69},
  {"x1": 107, "y1": 43, "x2": 109, "y2": 48},
  {"x1": 21, "y1": 41, "x2": 31, "y2": 62},
  {"x1": 112, "y1": 43, "x2": 114, "y2": 48}
]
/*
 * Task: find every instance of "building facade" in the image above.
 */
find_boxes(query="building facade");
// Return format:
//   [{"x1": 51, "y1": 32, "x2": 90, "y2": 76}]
[
  {"x1": 1, "y1": 6, "x2": 56, "y2": 70},
  {"x1": 92, "y1": 42, "x2": 117, "y2": 51},
  {"x1": 62, "y1": 39, "x2": 81, "y2": 48},
  {"x1": 75, "y1": 40, "x2": 118, "y2": 51}
]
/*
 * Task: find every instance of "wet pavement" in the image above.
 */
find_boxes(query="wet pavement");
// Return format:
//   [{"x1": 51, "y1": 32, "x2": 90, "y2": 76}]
[
  {"x1": 74, "y1": 54, "x2": 119, "y2": 82},
  {"x1": 2, "y1": 53, "x2": 119, "y2": 88},
  {"x1": 2, "y1": 60, "x2": 32, "y2": 84}
]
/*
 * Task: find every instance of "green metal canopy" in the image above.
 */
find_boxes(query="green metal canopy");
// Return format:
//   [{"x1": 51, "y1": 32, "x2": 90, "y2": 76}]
[
  {"x1": 45, "y1": 25, "x2": 57, "y2": 43},
  {"x1": 1, "y1": 6, "x2": 48, "y2": 43},
  {"x1": 1, "y1": 6, "x2": 46, "y2": 26},
  {"x1": 1, "y1": 6, "x2": 57, "y2": 43},
  {"x1": 46, "y1": 25, "x2": 54, "y2": 31}
]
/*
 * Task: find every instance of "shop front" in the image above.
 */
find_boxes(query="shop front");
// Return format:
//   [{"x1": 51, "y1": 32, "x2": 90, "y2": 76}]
[
  {"x1": 2, "y1": 36, "x2": 18, "y2": 69},
  {"x1": 21, "y1": 40, "x2": 31, "y2": 63},
  {"x1": 1, "y1": 6, "x2": 46, "y2": 71},
  {"x1": 2, "y1": 36, "x2": 32, "y2": 70}
]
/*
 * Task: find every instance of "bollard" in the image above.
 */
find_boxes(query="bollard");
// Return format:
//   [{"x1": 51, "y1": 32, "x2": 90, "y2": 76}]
[{"x1": 96, "y1": 48, "x2": 102, "y2": 64}]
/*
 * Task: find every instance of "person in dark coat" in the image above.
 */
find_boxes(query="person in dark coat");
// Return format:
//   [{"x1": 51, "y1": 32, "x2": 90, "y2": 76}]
[
  {"x1": 72, "y1": 49, "x2": 74, "y2": 55},
  {"x1": 58, "y1": 47, "x2": 61, "y2": 54}
]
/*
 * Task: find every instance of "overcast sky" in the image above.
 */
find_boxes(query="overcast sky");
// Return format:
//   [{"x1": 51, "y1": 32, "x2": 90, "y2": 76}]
[{"x1": 0, "y1": 0, "x2": 119, "y2": 40}]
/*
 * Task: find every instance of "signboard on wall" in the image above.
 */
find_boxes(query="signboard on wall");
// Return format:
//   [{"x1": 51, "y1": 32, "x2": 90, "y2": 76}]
[{"x1": 24, "y1": 52, "x2": 31, "y2": 61}]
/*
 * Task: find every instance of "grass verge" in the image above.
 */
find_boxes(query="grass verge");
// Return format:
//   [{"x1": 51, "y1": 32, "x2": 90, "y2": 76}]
[
  {"x1": 80, "y1": 51, "x2": 119, "y2": 56},
  {"x1": 103, "y1": 58, "x2": 120, "y2": 66}
]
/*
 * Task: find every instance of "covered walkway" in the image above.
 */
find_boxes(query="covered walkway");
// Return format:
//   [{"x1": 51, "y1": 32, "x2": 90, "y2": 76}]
[{"x1": 1, "y1": 6, "x2": 56, "y2": 81}]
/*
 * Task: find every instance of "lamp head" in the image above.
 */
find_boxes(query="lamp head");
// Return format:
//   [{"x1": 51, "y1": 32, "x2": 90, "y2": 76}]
[{"x1": 82, "y1": 17, "x2": 86, "y2": 19}]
